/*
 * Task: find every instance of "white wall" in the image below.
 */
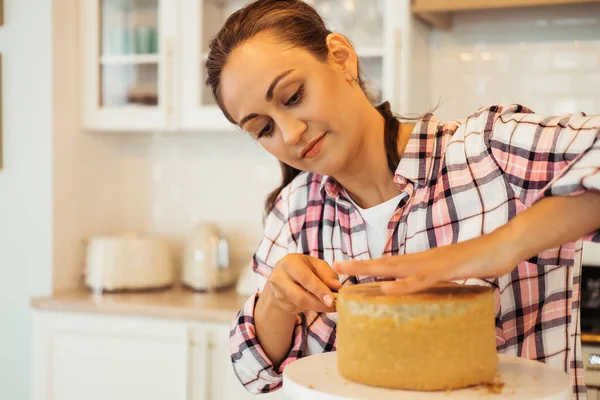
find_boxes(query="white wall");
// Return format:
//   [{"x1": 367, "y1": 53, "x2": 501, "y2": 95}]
[
  {"x1": 52, "y1": 0, "x2": 135, "y2": 292},
  {"x1": 0, "y1": 1, "x2": 53, "y2": 399}
]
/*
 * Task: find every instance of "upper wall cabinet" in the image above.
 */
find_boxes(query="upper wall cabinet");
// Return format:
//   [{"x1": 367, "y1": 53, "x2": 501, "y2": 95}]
[
  {"x1": 81, "y1": 0, "x2": 178, "y2": 132},
  {"x1": 81, "y1": 0, "x2": 420, "y2": 133},
  {"x1": 178, "y1": 0, "x2": 247, "y2": 132},
  {"x1": 412, "y1": 0, "x2": 600, "y2": 30}
]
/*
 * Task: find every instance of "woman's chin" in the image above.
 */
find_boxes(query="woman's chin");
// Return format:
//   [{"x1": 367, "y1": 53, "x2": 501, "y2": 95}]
[{"x1": 308, "y1": 159, "x2": 345, "y2": 177}]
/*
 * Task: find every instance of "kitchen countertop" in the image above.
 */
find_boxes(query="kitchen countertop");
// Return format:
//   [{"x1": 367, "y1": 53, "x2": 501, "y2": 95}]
[
  {"x1": 31, "y1": 289, "x2": 600, "y2": 342},
  {"x1": 30, "y1": 286, "x2": 251, "y2": 324}
]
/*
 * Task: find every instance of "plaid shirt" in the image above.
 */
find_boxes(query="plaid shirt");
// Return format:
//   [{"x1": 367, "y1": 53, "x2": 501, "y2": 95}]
[{"x1": 230, "y1": 104, "x2": 600, "y2": 398}]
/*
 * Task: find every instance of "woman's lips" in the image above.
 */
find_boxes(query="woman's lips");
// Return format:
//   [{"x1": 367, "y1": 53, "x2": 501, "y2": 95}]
[{"x1": 301, "y1": 134, "x2": 326, "y2": 159}]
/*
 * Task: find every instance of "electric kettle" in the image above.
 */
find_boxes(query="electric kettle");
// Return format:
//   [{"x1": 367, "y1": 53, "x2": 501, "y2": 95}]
[{"x1": 182, "y1": 223, "x2": 238, "y2": 291}]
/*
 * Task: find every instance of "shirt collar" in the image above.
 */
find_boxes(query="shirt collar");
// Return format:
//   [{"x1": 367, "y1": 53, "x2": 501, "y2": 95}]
[
  {"x1": 319, "y1": 175, "x2": 342, "y2": 199},
  {"x1": 394, "y1": 114, "x2": 452, "y2": 189}
]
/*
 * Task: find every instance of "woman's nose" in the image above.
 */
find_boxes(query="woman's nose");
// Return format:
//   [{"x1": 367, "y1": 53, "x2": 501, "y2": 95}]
[{"x1": 279, "y1": 116, "x2": 307, "y2": 146}]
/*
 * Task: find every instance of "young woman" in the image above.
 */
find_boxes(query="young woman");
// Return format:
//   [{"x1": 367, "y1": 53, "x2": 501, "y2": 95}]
[{"x1": 205, "y1": 0, "x2": 600, "y2": 398}]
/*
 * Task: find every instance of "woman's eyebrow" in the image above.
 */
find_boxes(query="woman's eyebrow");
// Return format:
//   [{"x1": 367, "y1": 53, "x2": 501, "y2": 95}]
[
  {"x1": 265, "y1": 69, "x2": 295, "y2": 102},
  {"x1": 239, "y1": 69, "x2": 296, "y2": 127}
]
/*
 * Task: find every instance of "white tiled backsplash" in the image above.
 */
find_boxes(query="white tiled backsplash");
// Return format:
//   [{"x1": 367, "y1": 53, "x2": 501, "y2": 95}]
[
  {"x1": 104, "y1": 131, "x2": 282, "y2": 268},
  {"x1": 145, "y1": 131, "x2": 280, "y2": 265},
  {"x1": 429, "y1": 3, "x2": 600, "y2": 122},
  {"x1": 99, "y1": 3, "x2": 600, "y2": 271}
]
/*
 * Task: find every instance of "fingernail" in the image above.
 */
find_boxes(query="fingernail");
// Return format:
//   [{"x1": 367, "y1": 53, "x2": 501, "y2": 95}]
[
  {"x1": 332, "y1": 278, "x2": 341, "y2": 286},
  {"x1": 323, "y1": 295, "x2": 333, "y2": 306}
]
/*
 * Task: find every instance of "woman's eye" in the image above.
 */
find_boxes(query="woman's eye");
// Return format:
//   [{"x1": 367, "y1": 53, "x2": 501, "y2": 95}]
[
  {"x1": 285, "y1": 85, "x2": 305, "y2": 107},
  {"x1": 257, "y1": 121, "x2": 275, "y2": 139}
]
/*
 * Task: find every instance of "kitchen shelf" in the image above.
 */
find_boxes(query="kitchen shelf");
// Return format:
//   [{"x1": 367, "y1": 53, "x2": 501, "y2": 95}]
[
  {"x1": 104, "y1": 0, "x2": 159, "y2": 11},
  {"x1": 101, "y1": 54, "x2": 160, "y2": 65},
  {"x1": 412, "y1": 0, "x2": 600, "y2": 29}
]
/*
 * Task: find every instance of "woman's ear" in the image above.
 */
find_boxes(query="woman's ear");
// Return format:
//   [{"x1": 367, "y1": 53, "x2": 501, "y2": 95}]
[{"x1": 325, "y1": 33, "x2": 358, "y2": 82}]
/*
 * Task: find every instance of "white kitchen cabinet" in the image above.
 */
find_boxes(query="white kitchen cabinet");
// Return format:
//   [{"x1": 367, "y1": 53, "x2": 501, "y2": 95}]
[
  {"x1": 178, "y1": 0, "x2": 246, "y2": 132},
  {"x1": 194, "y1": 324, "x2": 289, "y2": 400},
  {"x1": 31, "y1": 311, "x2": 189, "y2": 400},
  {"x1": 81, "y1": 0, "x2": 425, "y2": 132},
  {"x1": 32, "y1": 311, "x2": 290, "y2": 400},
  {"x1": 80, "y1": 0, "x2": 178, "y2": 132},
  {"x1": 588, "y1": 388, "x2": 600, "y2": 400},
  {"x1": 307, "y1": 0, "x2": 430, "y2": 116}
]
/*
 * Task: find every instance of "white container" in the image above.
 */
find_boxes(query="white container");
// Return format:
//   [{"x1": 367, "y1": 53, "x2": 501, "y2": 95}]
[
  {"x1": 182, "y1": 223, "x2": 238, "y2": 291},
  {"x1": 85, "y1": 233, "x2": 174, "y2": 292}
]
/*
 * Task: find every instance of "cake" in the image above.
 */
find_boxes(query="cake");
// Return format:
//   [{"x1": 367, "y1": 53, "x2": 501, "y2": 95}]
[
  {"x1": 336, "y1": 281, "x2": 497, "y2": 391},
  {"x1": 85, "y1": 234, "x2": 174, "y2": 292}
]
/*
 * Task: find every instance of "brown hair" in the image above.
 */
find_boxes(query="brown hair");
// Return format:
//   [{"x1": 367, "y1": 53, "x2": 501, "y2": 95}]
[{"x1": 205, "y1": 0, "x2": 403, "y2": 216}]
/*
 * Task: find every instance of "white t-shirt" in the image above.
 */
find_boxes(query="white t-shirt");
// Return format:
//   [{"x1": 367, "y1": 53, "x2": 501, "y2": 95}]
[{"x1": 347, "y1": 193, "x2": 405, "y2": 258}]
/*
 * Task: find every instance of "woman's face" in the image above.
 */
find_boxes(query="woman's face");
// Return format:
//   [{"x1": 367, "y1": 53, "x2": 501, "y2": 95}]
[{"x1": 220, "y1": 31, "x2": 367, "y2": 177}]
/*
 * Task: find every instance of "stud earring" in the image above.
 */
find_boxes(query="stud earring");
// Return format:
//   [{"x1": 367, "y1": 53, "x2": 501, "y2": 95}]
[{"x1": 352, "y1": 76, "x2": 360, "y2": 85}]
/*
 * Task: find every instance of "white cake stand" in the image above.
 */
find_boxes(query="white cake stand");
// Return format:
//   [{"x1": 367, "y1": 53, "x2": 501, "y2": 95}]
[{"x1": 283, "y1": 352, "x2": 572, "y2": 400}]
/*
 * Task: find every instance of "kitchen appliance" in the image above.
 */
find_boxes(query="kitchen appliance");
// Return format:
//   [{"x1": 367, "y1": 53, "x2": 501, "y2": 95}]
[
  {"x1": 182, "y1": 223, "x2": 237, "y2": 291},
  {"x1": 84, "y1": 233, "x2": 174, "y2": 293},
  {"x1": 581, "y1": 265, "x2": 600, "y2": 334},
  {"x1": 580, "y1": 241, "x2": 600, "y2": 398}
]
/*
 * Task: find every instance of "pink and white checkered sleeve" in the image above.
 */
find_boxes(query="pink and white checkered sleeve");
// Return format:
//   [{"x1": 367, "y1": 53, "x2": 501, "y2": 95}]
[
  {"x1": 229, "y1": 189, "x2": 307, "y2": 394},
  {"x1": 488, "y1": 104, "x2": 600, "y2": 242}
]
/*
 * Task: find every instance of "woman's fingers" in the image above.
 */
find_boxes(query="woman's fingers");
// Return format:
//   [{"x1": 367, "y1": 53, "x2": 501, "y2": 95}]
[
  {"x1": 273, "y1": 279, "x2": 336, "y2": 313},
  {"x1": 287, "y1": 265, "x2": 335, "y2": 307},
  {"x1": 332, "y1": 254, "x2": 423, "y2": 278},
  {"x1": 333, "y1": 235, "x2": 517, "y2": 295},
  {"x1": 309, "y1": 257, "x2": 343, "y2": 292},
  {"x1": 277, "y1": 255, "x2": 338, "y2": 308},
  {"x1": 381, "y1": 269, "x2": 443, "y2": 295}
]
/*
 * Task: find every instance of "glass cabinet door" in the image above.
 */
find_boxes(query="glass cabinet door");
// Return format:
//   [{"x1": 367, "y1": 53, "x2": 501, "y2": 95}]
[
  {"x1": 100, "y1": 0, "x2": 160, "y2": 108},
  {"x1": 82, "y1": 0, "x2": 175, "y2": 131},
  {"x1": 199, "y1": 1, "x2": 249, "y2": 109},
  {"x1": 310, "y1": 0, "x2": 385, "y2": 103},
  {"x1": 179, "y1": 0, "x2": 250, "y2": 132}
]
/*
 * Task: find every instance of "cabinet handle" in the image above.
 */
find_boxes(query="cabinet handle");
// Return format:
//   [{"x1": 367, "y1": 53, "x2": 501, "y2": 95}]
[
  {"x1": 205, "y1": 333, "x2": 213, "y2": 400},
  {"x1": 164, "y1": 38, "x2": 174, "y2": 121},
  {"x1": 393, "y1": 26, "x2": 404, "y2": 112}
]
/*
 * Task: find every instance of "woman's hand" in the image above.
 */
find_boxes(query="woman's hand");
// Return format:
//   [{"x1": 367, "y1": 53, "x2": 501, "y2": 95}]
[
  {"x1": 255, "y1": 254, "x2": 341, "y2": 368},
  {"x1": 334, "y1": 193, "x2": 600, "y2": 295},
  {"x1": 334, "y1": 230, "x2": 518, "y2": 295},
  {"x1": 265, "y1": 254, "x2": 342, "y2": 314}
]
